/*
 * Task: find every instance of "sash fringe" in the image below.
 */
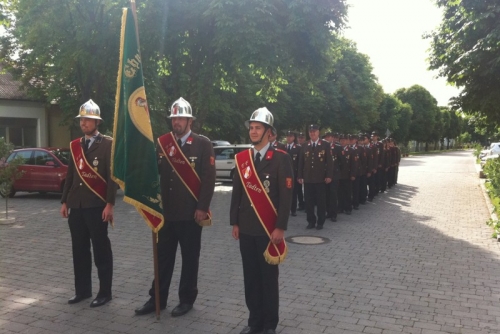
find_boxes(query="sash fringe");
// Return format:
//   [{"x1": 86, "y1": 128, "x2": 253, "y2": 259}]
[{"x1": 264, "y1": 242, "x2": 288, "y2": 265}]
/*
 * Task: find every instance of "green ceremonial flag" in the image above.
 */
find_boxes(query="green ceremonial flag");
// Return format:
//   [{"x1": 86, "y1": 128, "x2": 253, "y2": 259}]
[{"x1": 111, "y1": 6, "x2": 164, "y2": 232}]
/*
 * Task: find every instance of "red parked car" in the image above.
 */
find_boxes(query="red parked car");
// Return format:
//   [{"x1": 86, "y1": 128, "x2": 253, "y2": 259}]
[{"x1": 2, "y1": 147, "x2": 70, "y2": 197}]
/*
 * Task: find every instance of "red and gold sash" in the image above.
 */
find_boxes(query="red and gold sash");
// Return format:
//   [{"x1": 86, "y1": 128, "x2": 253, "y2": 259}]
[
  {"x1": 70, "y1": 138, "x2": 107, "y2": 203},
  {"x1": 157, "y1": 132, "x2": 211, "y2": 226},
  {"x1": 235, "y1": 148, "x2": 287, "y2": 265}
]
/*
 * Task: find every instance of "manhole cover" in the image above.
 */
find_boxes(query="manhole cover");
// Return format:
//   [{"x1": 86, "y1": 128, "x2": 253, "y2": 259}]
[{"x1": 286, "y1": 235, "x2": 330, "y2": 245}]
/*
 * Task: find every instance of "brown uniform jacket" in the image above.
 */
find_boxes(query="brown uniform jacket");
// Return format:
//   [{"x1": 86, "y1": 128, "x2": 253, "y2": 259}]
[
  {"x1": 157, "y1": 132, "x2": 216, "y2": 222},
  {"x1": 230, "y1": 146, "x2": 293, "y2": 236},
  {"x1": 298, "y1": 139, "x2": 333, "y2": 183},
  {"x1": 61, "y1": 134, "x2": 117, "y2": 208}
]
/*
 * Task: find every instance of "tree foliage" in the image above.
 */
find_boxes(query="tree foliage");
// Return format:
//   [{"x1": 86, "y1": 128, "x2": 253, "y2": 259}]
[
  {"x1": 427, "y1": 0, "x2": 500, "y2": 124},
  {"x1": 394, "y1": 85, "x2": 439, "y2": 143}
]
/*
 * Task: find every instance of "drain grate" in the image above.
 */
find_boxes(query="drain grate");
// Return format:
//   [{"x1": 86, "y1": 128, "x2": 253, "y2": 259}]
[{"x1": 286, "y1": 235, "x2": 330, "y2": 245}]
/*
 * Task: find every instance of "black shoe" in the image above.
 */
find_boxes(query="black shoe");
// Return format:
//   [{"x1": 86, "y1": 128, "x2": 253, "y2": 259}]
[
  {"x1": 330, "y1": 217, "x2": 337, "y2": 222},
  {"x1": 240, "y1": 326, "x2": 263, "y2": 334},
  {"x1": 135, "y1": 299, "x2": 166, "y2": 315},
  {"x1": 360, "y1": 201, "x2": 366, "y2": 205},
  {"x1": 306, "y1": 224, "x2": 315, "y2": 229},
  {"x1": 353, "y1": 206, "x2": 359, "y2": 210},
  {"x1": 90, "y1": 296, "x2": 112, "y2": 308},
  {"x1": 368, "y1": 198, "x2": 373, "y2": 202},
  {"x1": 345, "y1": 211, "x2": 352, "y2": 215},
  {"x1": 291, "y1": 212, "x2": 297, "y2": 216},
  {"x1": 316, "y1": 225, "x2": 323, "y2": 230},
  {"x1": 171, "y1": 303, "x2": 193, "y2": 317},
  {"x1": 325, "y1": 214, "x2": 332, "y2": 218},
  {"x1": 68, "y1": 293, "x2": 92, "y2": 304},
  {"x1": 263, "y1": 330, "x2": 276, "y2": 334},
  {"x1": 297, "y1": 205, "x2": 305, "y2": 211}
]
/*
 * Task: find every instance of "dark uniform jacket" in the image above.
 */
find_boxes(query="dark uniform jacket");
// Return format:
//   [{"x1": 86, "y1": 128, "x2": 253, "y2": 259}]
[
  {"x1": 369, "y1": 142, "x2": 378, "y2": 171},
  {"x1": 298, "y1": 139, "x2": 333, "y2": 183},
  {"x1": 62, "y1": 134, "x2": 117, "y2": 208},
  {"x1": 285, "y1": 143, "x2": 301, "y2": 178},
  {"x1": 272, "y1": 141, "x2": 287, "y2": 151},
  {"x1": 230, "y1": 146, "x2": 294, "y2": 236},
  {"x1": 157, "y1": 132, "x2": 216, "y2": 222},
  {"x1": 330, "y1": 142, "x2": 343, "y2": 181},
  {"x1": 357, "y1": 145, "x2": 367, "y2": 176},
  {"x1": 339, "y1": 145, "x2": 357, "y2": 179},
  {"x1": 375, "y1": 141, "x2": 384, "y2": 168}
]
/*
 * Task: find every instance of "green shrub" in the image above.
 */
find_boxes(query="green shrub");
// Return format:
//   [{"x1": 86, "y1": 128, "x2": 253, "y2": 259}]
[
  {"x1": 473, "y1": 143, "x2": 483, "y2": 159},
  {"x1": 484, "y1": 157, "x2": 500, "y2": 199}
]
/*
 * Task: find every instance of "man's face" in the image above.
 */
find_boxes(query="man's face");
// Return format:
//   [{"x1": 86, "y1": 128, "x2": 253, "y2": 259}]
[
  {"x1": 340, "y1": 138, "x2": 347, "y2": 146},
  {"x1": 298, "y1": 136, "x2": 305, "y2": 144},
  {"x1": 80, "y1": 117, "x2": 99, "y2": 136},
  {"x1": 269, "y1": 132, "x2": 277, "y2": 142},
  {"x1": 324, "y1": 135, "x2": 333, "y2": 143},
  {"x1": 286, "y1": 134, "x2": 295, "y2": 144},
  {"x1": 249, "y1": 122, "x2": 269, "y2": 144},
  {"x1": 372, "y1": 135, "x2": 379, "y2": 142},
  {"x1": 171, "y1": 117, "x2": 192, "y2": 137},
  {"x1": 309, "y1": 129, "x2": 319, "y2": 141},
  {"x1": 333, "y1": 136, "x2": 339, "y2": 143}
]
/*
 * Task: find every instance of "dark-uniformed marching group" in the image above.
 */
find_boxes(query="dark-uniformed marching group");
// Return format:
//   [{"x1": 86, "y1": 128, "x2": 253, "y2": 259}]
[
  {"x1": 59, "y1": 99, "x2": 400, "y2": 334},
  {"x1": 286, "y1": 125, "x2": 401, "y2": 230}
]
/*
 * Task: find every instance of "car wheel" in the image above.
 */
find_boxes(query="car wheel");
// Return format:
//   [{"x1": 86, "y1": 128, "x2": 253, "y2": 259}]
[{"x1": 38, "y1": 192, "x2": 47, "y2": 195}]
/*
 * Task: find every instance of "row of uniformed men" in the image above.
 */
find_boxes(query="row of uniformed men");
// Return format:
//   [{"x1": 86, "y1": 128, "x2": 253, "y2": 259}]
[{"x1": 269, "y1": 124, "x2": 401, "y2": 230}]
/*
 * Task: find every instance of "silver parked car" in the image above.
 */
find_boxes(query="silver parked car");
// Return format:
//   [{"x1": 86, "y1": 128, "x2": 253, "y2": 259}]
[{"x1": 214, "y1": 144, "x2": 252, "y2": 181}]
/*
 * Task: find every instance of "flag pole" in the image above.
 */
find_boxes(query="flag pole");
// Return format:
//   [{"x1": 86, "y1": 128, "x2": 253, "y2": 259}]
[{"x1": 129, "y1": 0, "x2": 161, "y2": 320}]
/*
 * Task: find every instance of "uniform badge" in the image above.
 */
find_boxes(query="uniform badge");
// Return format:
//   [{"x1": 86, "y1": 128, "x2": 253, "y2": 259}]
[
  {"x1": 186, "y1": 137, "x2": 193, "y2": 145},
  {"x1": 93, "y1": 158, "x2": 99, "y2": 167},
  {"x1": 168, "y1": 146, "x2": 176, "y2": 157},
  {"x1": 243, "y1": 166, "x2": 252, "y2": 179},
  {"x1": 78, "y1": 158, "x2": 84, "y2": 170},
  {"x1": 263, "y1": 179, "x2": 270, "y2": 193},
  {"x1": 94, "y1": 167, "x2": 98, "y2": 171},
  {"x1": 210, "y1": 156, "x2": 215, "y2": 165},
  {"x1": 286, "y1": 178, "x2": 292, "y2": 189}
]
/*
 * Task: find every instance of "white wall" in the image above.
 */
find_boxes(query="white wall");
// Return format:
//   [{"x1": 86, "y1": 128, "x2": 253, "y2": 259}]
[{"x1": 0, "y1": 100, "x2": 47, "y2": 147}]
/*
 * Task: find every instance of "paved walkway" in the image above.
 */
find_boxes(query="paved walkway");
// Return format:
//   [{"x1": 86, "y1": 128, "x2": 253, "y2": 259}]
[{"x1": 1, "y1": 150, "x2": 499, "y2": 334}]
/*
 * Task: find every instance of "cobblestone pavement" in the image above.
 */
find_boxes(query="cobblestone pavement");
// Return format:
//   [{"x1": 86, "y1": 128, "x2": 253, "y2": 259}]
[{"x1": 1, "y1": 150, "x2": 499, "y2": 334}]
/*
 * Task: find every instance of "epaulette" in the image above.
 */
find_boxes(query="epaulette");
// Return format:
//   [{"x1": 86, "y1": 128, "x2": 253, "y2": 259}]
[
  {"x1": 198, "y1": 134, "x2": 211, "y2": 142},
  {"x1": 275, "y1": 148, "x2": 287, "y2": 154}
]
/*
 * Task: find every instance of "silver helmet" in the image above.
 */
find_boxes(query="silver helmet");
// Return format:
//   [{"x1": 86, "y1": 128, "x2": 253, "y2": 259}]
[
  {"x1": 76, "y1": 99, "x2": 102, "y2": 120},
  {"x1": 168, "y1": 97, "x2": 195, "y2": 119},
  {"x1": 245, "y1": 107, "x2": 274, "y2": 129}
]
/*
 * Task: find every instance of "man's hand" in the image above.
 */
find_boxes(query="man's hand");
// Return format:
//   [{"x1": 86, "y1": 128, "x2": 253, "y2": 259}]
[
  {"x1": 325, "y1": 178, "x2": 332, "y2": 184},
  {"x1": 232, "y1": 225, "x2": 239, "y2": 240},
  {"x1": 350, "y1": 176, "x2": 355, "y2": 181},
  {"x1": 298, "y1": 178, "x2": 304, "y2": 184},
  {"x1": 102, "y1": 203, "x2": 114, "y2": 223},
  {"x1": 270, "y1": 228, "x2": 285, "y2": 245},
  {"x1": 194, "y1": 209, "x2": 208, "y2": 224},
  {"x1": 60, "y1": 203, "x2": 68, "y2": 218},
  {"x1": 367, "y1": 172, "x2": 371, "y2": 177}
]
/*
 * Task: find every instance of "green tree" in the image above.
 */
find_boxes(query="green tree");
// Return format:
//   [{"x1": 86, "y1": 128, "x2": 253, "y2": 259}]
[
  {"x1": 372, "y1": 94, "x2": 403, "y2": 136},
  {"x1": 0, "y1": 138, "x2": 24, "y2": 219},
  {"x1": 390, "y1": 100, "x2": 413, "y2": 145},
  {"x1": 394, "y1": 85, "x2": 439, "y2": 148},
  {"x1": 427, "y1": 0, "x2": 500, "y2": 124}
]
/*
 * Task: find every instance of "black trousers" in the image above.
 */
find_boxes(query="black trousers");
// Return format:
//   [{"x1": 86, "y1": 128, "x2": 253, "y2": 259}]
[
  {"x1": 351, "y1": 176, "x2": 360, "y2": 208},
  {"x1": 359, "y1": 174, "x2": 368, "y2": 204},
  {"x1": 327, "y1": 180, "x2": 339, "y2": 218},
  {"x1": 68, "y1": 207, "x2": 113, "y2": 298},
  {"x1": 304, "y1": 182, "x2": 326, "y2": 226},
  {"x1": 296, "y1": 181, "x2": 304, "y2": 208},
  {"x1": 387, "y1": 166, "x2": 395, "y2": 187},
  {"x1": 239, "y1": 233, "x2": 279, "y2": 331},
  {"x1": 149, "y1": 219, "x2": 202, "y2": 307},
  {"x1": 368, "y1": 172, "x2": 378, "y2": 199},
  {"x1": 338, "y1": 179, "x2": 352, "y2": 212},
  {"x1": 380, "y1": 168, "x2": 388, "y2": 192},
  {"x1": 291, "y1": 179, "x2": 298, "y2": 214}
]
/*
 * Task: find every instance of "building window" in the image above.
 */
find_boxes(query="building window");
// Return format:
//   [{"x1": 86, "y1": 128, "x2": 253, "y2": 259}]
[{"x1": 0, "y1": 118, "x2": 37, "y2": 147}]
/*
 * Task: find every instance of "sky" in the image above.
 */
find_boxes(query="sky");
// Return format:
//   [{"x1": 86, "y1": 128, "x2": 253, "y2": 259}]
[{"x1": 343, "y1": 0, "x2": 460, "y2": 106}]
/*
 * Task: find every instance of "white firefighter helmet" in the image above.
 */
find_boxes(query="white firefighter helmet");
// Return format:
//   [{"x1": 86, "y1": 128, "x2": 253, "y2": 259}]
[
  {"x1": 245, "y1": 107, "x2": 274, "y2": 129},
  {"x1": 168, "y1": 97, "x2": 195, "y2": 119},
  {"x1": 76, "y1": 99, "x2": 102, "y2": 120}
]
